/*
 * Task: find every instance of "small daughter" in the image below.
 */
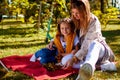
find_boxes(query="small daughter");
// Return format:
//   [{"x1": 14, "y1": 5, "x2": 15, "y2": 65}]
[{"x1": 30, "y1": 18, "x2": 80, "y2": 68}]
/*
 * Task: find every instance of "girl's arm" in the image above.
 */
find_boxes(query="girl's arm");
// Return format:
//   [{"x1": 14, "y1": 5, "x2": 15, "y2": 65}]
[
  {"x1": 60, "y1": 43, "x2": 79, "y2": 56},
  {"x1": 46, "y1": 39, "x2": 54, "y2": 50}
]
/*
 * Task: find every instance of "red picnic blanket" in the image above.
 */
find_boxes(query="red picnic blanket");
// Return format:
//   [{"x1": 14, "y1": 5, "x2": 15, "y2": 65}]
[{"x1": 1, "y1": 54, "x2": 78, "y2": 80}]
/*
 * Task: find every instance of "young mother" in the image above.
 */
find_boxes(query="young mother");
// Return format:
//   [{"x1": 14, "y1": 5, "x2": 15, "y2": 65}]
[{"x1": 47, "y1": 0, "x2": 117, "y2": 80}]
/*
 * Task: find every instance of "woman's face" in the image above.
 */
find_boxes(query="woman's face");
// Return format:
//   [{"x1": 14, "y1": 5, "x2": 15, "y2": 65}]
[
  {"x1": 71, "y1": 8, "x2": 83, "y2": 20},
  {"x1": 60, "y1": 22, "x2": 71, "y2": 37}
]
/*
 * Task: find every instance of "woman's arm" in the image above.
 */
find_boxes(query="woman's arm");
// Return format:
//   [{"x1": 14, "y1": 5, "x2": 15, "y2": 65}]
[
  {"x1": 71, "y1": 43, "x2": 79, "y2": 55},
  {"x1": 75, "y1": 15, "x2": 104, "y2": 61}
]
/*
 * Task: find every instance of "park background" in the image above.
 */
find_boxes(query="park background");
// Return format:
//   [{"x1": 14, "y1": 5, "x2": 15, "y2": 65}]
[{"x1": 0, "y1": 0, "x2": 120, "y2": 80}]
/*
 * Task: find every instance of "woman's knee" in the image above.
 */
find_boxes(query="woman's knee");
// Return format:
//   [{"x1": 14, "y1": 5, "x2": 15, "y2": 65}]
[
  {"x1": 90, "y1": 40, "x2": 105, "y2": 58},
  {"x1": 89, "y1": 40, "x2": 105, "y2": 55}
]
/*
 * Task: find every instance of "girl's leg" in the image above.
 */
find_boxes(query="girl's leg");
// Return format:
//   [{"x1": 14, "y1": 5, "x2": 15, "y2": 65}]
[
  {"x1": 30, "y1": 54, "x2": 37, "y2": 62},
  {"x1": 77, "y1": 41, "x2": 105, "y2": 80},
  {"x1": 30, "y1": 48, "x2": 57, "y2": 62},
  {"x1": 30, "y1": 50, "x2": 42, "y2": 62}
]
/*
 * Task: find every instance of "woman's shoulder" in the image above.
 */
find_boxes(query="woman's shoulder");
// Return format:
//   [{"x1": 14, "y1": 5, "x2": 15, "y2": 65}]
[
  {"x1": 89, "y1": 13, "x2": 100, "y2": 25},
  {"x1": 87, "y1": 13, "x2": 101, "y2": 31},
  {"x1": 90, "y1": 13, "x2": 99, "y2": 21}
]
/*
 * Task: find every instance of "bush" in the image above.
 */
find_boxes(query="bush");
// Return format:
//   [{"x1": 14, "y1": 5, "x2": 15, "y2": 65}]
[{"x1": 92, "y1": 7, "x2": 119, "y2": 27}]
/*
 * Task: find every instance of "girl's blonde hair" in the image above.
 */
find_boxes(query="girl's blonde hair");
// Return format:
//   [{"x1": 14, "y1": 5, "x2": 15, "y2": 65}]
[{"x1": 71, "y1": 0, "x2": 91, "y2": 35}]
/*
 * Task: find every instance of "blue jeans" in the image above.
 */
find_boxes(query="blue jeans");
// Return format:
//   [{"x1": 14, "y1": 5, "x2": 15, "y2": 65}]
[{"x1": 35, "y1": 47, "x2": 58, "y2": 64}]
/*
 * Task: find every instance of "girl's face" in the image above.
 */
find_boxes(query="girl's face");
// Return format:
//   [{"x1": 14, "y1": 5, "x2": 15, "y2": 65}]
[
  {"x1": 60, "y1": 22, "x2": 71, "y2": 37},
  {"x1": 71, "y1": 8, "x2": 83, "y2": 21}
]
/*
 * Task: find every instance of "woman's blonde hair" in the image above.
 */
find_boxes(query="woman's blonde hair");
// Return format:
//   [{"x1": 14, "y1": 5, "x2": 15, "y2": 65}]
[{"x1": 71, "y1": 0, "x2": 91, "y2": 35}]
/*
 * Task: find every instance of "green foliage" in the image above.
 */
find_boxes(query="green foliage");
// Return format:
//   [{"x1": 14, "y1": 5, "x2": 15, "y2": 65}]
[
  {"x1": 0, "y1": 0, "x2": 70, "y2": 25},
  {"x1": 89, "y1": 0, "x2": 101, "y2": 10},
  {"x1": 92, "y1": 7, "x2": 119, "y2": 27},
  {"x1": 24, "y1": 3, "x2": 38, "y2": 23},
  {"x1": 92, "y1": 10, "x2": 102, "y2": 19},
  {"x1": 105, "y1": 7, "x2": 119, "y2": 19}
]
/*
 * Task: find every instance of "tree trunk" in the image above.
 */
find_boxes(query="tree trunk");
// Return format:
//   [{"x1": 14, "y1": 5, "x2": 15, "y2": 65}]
[{"x1": 100, "y1": 0, "x2": 104, "y2": 13}]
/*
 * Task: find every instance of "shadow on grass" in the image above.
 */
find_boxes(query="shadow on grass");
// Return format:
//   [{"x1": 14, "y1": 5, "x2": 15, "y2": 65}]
[
  {"x1": 0, "y1": 70, "x2": 33, "y2": 80},
  {"x1": 0, "y1": 41, "x2": 47, "y2": 49},
  {"x1": 0, "y1": 25, "x2": 47, "y2": 49},
  {"x1": 102, "y1": 30, "x2": 120, "y2": 54},
  {"x1": 108, "y1": 19, "x2": 120, "y2": 25},
  {"x1": 0, "y1": 38, "x2": 44, "y2": 44},
  {"x1": 0, "y1": 21, "x2": 24, "y2": 25},
  {"x1": 102, "y1": 29, "x2": 120, "y2": 42},
  {"x1": 0, "y1": 27, "x2": 37, "y2": 36},
  {"x1": 111, "y1": 44, "x2": 120, "y2": 54},
  {"x1": 102, "y1": 29, "x2": 120, "y2": 44}
]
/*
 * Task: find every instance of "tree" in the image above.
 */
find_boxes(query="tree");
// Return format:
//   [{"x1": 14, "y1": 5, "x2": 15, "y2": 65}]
[{"x1": 100, "y1": 0, "x2": 104, "y2": 13}]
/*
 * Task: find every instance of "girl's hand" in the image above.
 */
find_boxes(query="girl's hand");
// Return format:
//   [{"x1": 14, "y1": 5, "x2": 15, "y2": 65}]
[{"x1": 46, "y1": 42, "x2": 54, "y2": 50}]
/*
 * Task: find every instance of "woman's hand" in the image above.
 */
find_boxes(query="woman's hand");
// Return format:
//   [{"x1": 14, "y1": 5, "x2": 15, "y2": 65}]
[
  {"x1": 62, "y1": 56, "x2": 79, "y2": 70},
  {"x1": 62, "y1": 58, "x2": 74, "y2": 70},
  {"x1": 61, "y1": 53, "x2": 68, "y2": 56}
]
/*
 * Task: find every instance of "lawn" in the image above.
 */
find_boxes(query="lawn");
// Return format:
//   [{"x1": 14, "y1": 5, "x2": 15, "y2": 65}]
[{"x1": 0, "y1": 20, "x2": 120, "y2": 80}]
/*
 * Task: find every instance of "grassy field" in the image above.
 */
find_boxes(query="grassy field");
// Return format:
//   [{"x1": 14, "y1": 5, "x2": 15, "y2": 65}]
[{"x1": 0, "y1": 20, "x2": 120, "y2": 80}]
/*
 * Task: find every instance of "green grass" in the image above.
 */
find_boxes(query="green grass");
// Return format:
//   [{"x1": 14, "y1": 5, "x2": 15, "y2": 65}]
[{"x1": 0, "y1": 20, "x2": 120, "y2": 80}]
